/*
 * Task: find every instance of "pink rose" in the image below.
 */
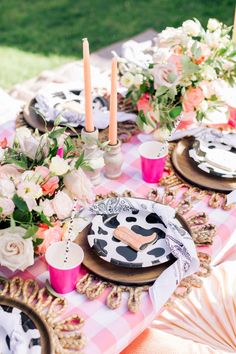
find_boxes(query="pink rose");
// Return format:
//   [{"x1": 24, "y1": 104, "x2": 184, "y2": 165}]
[
  {"x1": 63, "y1": 168, "x2": 94, "y2": 203},
  {"x1": 168, "y1": 55, "x2": 182, "y2": 74},
  {"x1": 36, "y1": 223, "x2": 64, "y2": 255},
  {"x1": 35, "y1": 166, "x2": 59, "y2": 196},
  {"x1": 152, "y1": 62, "x2": 180, "y2": 88},
  {"x1": 136, "y1": 93, "x2": 160, "y2": 130},
  {"x1": 183, "y1": 87, "x2": 204, "y2": 112}
]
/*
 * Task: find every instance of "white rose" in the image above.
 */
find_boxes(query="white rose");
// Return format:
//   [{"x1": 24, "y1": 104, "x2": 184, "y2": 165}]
[
  {"x1": 63, "y1": 168, "x2": 94, "y2": 202},
  {"x1": 0, "y1": 178, "x2": 15, "y2": 199},
  {"x1": 157, "y1": 27, "x2": 187, "y2": 48},
  {"x1": 15, "y1": 127, "x2": 40, "y2": 160},
  {"x1": 153, "y1": 48, "x2": 171, "y2": 64},
  {"x1": 0, "y1": 148, "x2": 4, "y2": 162},
  {"x1": 0, "y1": 227, "x2": 34, "y2": 271},
  {"x1": 40, "y1": 199, "x2": 54, "y2": 217},
  {"x1": 198, "y1": 100, "x2": 209, "y2": 113},
  {"x1": 49, "y1": 156, "x2": 70, "y2": 176},
  {"x1": 153, "y1": 127, "x2": 170, "y2": 142},
  {"x1": 51, "y1": 190, "x2": 73, "y2": 220},
  {"x1": 205, "y1": 30, "x2": 221, "y2": 49},
  {"x1": 203, "y1": 106, "x2": 228, "y2": 124},
  {"x1": 133, "y1": 74, "x2": 143, "y2": 86},
  {"x1": 0, "y1": 197, "x2": 15, "y2": 216},
  {"x1": 207, "y1": 19, "x2": 220, "y2": 32},
  {"x1": 182, "y1": 20, "x2": 201, "y2": 37},
  {"x1": 120, "y1": 72, "x2": 135, "y2": 88},
  {"x1": 201, "y1": 66, "x2": 217, "y2": 81}
]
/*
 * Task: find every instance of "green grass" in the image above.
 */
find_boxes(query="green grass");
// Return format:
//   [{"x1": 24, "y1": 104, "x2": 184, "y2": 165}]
[{"x1": 0, "y1": 0, "x2": 235, "y2": 88}]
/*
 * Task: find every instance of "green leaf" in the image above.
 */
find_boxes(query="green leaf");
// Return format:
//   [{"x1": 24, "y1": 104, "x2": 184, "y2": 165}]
[
  {"x1": 33, "y1": 238, "x2": 44, "y2": 246},
  {"x1": 13, "y1": 209, "x2": 31, "y2": 223},
  {"x1": 82, "y1": 163, "x2": 94, "y2": 172},
  {"x1": 12, "y1": 195, "x2": 29, "y2": 212},
  {"x1": 155, "y1": 86, "x2": 168, "y2": 97},
  {"x1": 54, "y1": 115, "x2": 62, "y2": 126},
  {"x1": 169, "y1": 106, "x2": 182, "y2": 119},
  {"x1": 23, "y1": 225, "x2": 38, "y2": 239},
  {"x1": 0, "y1": 207, "x2": 3, "y2": 214},
  {"x1": 40, "y1": 213, "x2": 53, "y2": 227},
  {"x1": 48, "y1": 127, "x2": 67, "y2": 139},
  {"x1": 181, "y1": 56, "x2": 199, "y2": 75},
  {"x1": 75, "y1": 151, "x2": 85, "y2": 169}
]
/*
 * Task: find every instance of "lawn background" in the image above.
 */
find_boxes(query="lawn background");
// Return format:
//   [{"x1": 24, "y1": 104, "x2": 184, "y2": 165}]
[{"x1": 0, "y1": 0, "x2": 235, "y2": 89}]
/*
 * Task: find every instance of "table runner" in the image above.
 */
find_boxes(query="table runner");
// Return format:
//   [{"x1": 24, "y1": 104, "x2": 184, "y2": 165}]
[{"x1": 1, "y1": 119, "x2": 236, "y2": 353}]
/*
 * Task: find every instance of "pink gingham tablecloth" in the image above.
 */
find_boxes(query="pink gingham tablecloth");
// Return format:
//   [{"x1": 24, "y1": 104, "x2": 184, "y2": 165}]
[{"x1": 1, "y1": 126, "x2": 236, "y2": 354}]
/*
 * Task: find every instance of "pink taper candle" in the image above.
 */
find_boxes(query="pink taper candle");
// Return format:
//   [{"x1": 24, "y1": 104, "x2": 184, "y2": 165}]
[
  {"x1": 109, "y1": 58, "x2": 118, "y2": 145},
  {"x1": 83, "y1": 38, "x2": 94, "y2": 132},
  {"x1": 233, "y1": 7, "x2": 236, "y2": 44}
]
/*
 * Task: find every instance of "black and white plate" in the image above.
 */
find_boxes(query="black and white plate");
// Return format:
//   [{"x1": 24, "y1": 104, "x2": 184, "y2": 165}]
[
  {"x1": 0, "y1": 305, "x2": 41, "y2": 354},
  {"x1": 87, "y1": 209, "x2": 176, "y2": 268},
  {"x1": 189, "y1": 139, "x2": 236, "y2": 178}
]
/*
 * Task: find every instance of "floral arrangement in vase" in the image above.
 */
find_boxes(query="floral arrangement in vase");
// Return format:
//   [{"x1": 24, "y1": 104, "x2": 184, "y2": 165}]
[
  {"x1": 118, "y1": 18, "x2": 236, "y2": 137},
  {"x1": 0, "y1": 125, "x2": 93, "y2": 272}
]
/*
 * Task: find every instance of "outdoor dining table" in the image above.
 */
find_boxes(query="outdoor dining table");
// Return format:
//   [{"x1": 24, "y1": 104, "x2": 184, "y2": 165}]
[{"x1": 0, "y1": 123, "x2": 236, "y2": 353}]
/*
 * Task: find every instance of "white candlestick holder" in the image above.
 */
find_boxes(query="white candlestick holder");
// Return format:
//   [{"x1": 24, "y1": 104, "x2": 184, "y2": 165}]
[
  {"x1": 104, "y1": 140, "x2": 123, "y2": 179},
  {"x1": 81, "y1": 128, "x2": 104, "y2": 185}
]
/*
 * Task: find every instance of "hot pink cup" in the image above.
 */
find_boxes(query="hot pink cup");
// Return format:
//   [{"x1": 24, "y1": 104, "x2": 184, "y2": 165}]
[
  {"x1": 45, "y1": 241, "x2": 84, "y2": 294},
  {"x1": 138, "y1": 141, "x2": 168, "y2": 183}
]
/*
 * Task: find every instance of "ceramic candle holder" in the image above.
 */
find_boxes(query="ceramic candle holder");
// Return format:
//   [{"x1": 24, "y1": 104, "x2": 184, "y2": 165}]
[
  {"x1": 81, "y1": 128, "x2": 104, "y2": 185},
  {"x1": 104, "y1": 140, "x2": 123, "y2": 179}
]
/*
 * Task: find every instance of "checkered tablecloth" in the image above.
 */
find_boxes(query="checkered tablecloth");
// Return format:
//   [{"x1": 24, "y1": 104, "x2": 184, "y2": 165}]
[{"x1": 1, "y1": 127, "x2": 236, "y2": 354}]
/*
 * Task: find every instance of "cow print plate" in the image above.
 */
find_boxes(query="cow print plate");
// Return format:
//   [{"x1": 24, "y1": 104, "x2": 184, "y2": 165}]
[
  {"x1": 87, "y1": 209, "x2": 176, "y2": 268},
  {"x1": 0, "y1": 305, "x2": 41, "y2": 354},
  {"x1": 189, "y1": 139, "x2": 236, "y2": 179}
]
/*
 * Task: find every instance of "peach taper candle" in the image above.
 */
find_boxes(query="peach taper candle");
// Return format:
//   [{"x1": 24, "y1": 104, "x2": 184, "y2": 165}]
[
  {"x1": 108, "y1": 58, "x2": 118, "y2": 145},
  {"x1": 83, "y1": 38, "x2": 94, "y2": 132}
]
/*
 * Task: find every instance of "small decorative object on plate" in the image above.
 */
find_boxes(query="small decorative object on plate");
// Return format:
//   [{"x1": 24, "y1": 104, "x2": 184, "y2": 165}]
[
  {"x1": 0, "y1": 125, "x2": 94, "y2": 272},
  {"x1": 118, "y1": 18, "x2": 236, "y2": 135}
]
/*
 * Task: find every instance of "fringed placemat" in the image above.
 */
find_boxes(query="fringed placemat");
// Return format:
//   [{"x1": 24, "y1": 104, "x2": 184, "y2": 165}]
[
  {"x1": 160, "y1": 143, "x2": 235, "y2": 210},
  {"x1": 0, "y1": 276, "x2": 86, "y2": 354},
  {"x1": 76, "y1": 190, "x2": 214, "y2": 313}
]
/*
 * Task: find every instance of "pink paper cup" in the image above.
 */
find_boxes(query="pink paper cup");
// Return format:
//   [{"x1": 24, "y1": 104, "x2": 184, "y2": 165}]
[
  {"x1": 138, "y1": 141, "x2": 168, "y2": 183},
  {"x1": 45, "y1": 241, "x2": 84, "y2": 294}
]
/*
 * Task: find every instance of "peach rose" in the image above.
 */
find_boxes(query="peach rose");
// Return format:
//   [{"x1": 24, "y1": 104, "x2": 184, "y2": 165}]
[
  {"x1": 35, "y1": 166, "x2": 59, "y2": 196},
  {"x1": 36, "y1": 223, "x2": 64, "y2": 255},
  {"x1": 183, "y1": 87, "x2": 204, "y2": 112}
]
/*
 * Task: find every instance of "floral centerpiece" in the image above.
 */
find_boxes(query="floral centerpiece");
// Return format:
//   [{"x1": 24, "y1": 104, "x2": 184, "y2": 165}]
[
  {"x1": 118, "y1": 18, "x2": 236, "y2": 136},
  {"x1": 0, "y1": 124, "x2": 93, "y2": 272}
]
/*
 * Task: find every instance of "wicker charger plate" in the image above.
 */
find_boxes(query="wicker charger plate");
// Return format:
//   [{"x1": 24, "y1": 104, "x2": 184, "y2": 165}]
[
  {"x1": 75, "y1": 213, "x2": 191, "y2": 286},
  {"x1": 23, "y1": 97, "x2": 81, "y2": 136},
  {"x1": 0, "y1": 296, "x2": 52, "y2": 354},
  {"x1": 172, "y1": 138, "x2": 236, "y2": 192}
]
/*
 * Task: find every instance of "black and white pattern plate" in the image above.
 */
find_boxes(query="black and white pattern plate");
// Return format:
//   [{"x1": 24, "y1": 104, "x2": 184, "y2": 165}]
[
  {"x1": 189, "y1": 138, "x2": 236, "y2": 179},
  {"x1": 0, "y1": 305, "x2": 41, "y2": 354},
  {"x1": 87, "y1": 209, "x2": 177, "y2": 268}
]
